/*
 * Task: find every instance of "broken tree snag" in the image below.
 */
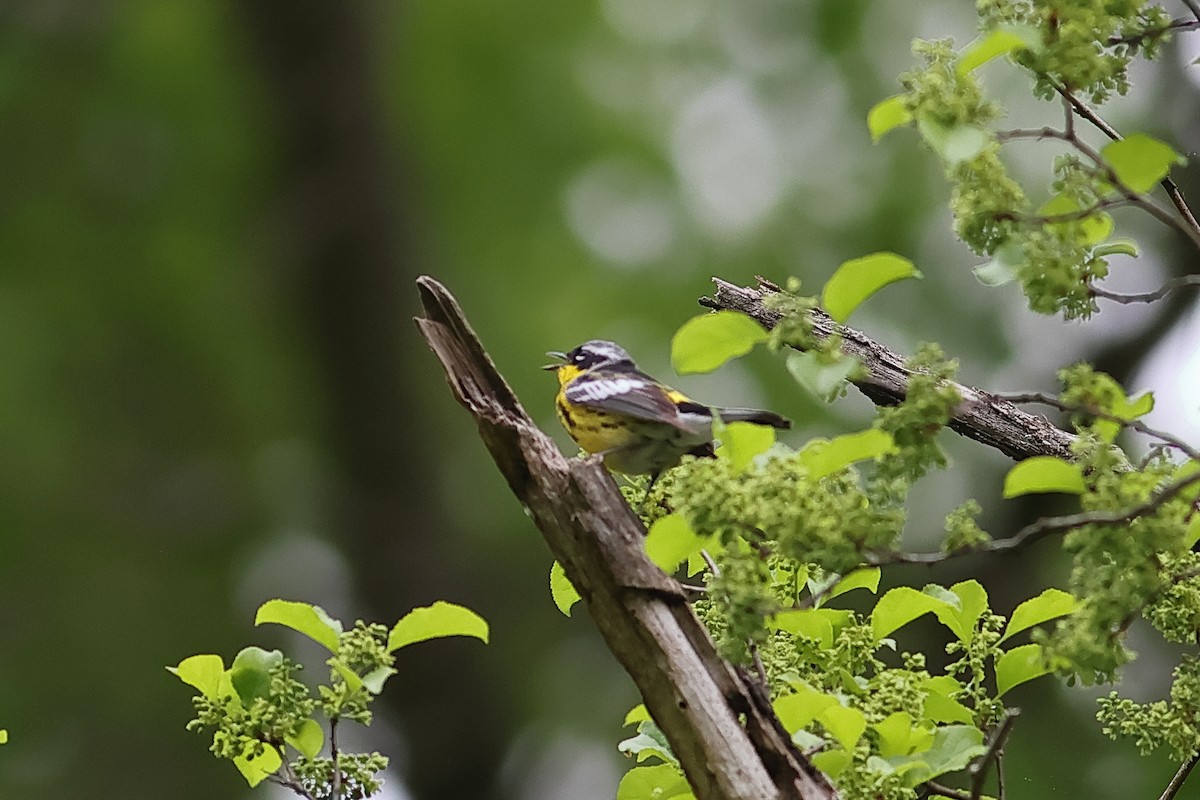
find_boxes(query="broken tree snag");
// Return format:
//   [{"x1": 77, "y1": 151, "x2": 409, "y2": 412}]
[
  {"x1": 414, "y1": 276, "x2": 838, "y2": 800},
  {"x1": 701, "y1": 277, "x2": 1077, "y2": 463}
]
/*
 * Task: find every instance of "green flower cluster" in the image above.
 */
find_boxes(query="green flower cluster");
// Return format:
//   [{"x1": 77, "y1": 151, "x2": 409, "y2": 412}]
[
  {"x1": 1099, "y1": 656, "x2": 1200, "y2": 759},
  {"x1": 320, "y1": 622, "x2": 395, "y2": 725},
  {"x1": 891, "y1": 3, "x2": 1180, "y2": 320},
  {"x1": 189, "y1": 658, "x2": 315, "y2": 763},
  {"x1": 875, "y1": 343, "x2": 961, "y2": 486},
  {"x1": 977, "y1": 0, "x2": 1173, "y2": 102},
  {"x1": 1144, "y1": 552, "x2": 1200, "y2": 646},
  {"x1": 943, "y1": 500, "x2": 992, "y2": 553},
  {"x1": 1040, "y1": 437, "x2": 1183, "y2": 680},
  {"x1": 292, "y1": 753, "x2": 390, "y2": 800}
]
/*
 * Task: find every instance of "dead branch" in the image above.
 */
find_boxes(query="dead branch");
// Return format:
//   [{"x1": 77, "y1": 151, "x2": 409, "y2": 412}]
[
  {"x1": 415, "y1": 276, "x2": 838, "y2": 800},
  {"x1": 701, "y1": 278, "x2": 1077, "y2": 463}
]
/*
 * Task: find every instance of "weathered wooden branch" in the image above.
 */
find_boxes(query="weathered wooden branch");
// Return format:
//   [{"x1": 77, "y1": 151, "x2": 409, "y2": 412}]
[
  {"x1": 702, "y1": 278, "x2": 1077, "y2": 463},
  {"x1": 415, "y1": 276, "x2": 837, "y2": 800}
]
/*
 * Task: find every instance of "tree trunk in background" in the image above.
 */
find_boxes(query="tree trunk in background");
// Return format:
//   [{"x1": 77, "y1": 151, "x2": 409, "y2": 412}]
[{"x1": 237, "y1": 3, "x2": 508, "y2": 798}]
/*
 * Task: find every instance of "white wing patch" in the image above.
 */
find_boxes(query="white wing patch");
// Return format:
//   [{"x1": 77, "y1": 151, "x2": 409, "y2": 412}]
[{"x1": 570, "y1": 377, "x2": 646, "y2": 403}]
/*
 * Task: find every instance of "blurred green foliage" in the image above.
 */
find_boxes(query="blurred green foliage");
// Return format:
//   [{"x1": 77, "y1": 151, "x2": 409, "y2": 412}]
[{"x1": 0, "y1": 1, "x2": 1195, "y2": 799}]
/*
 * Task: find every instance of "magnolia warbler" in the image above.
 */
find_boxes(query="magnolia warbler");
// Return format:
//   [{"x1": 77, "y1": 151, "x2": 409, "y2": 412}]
[{"x1": 544, "y1": 339, "x2": 790, "y2": 481}]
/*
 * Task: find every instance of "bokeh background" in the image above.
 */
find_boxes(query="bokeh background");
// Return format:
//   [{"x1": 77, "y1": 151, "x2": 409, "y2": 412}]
[{"x1": 2, "y1": 1, "x2": 1198, "y2": 798}]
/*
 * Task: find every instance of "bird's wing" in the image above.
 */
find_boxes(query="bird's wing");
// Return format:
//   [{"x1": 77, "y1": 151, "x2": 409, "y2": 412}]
[
  {"x1": 715, "y1": 407, "x2": 791, "y2": 429},
  {"x1": 564, "y1": 373, "x2": 693, "y2": 430}
]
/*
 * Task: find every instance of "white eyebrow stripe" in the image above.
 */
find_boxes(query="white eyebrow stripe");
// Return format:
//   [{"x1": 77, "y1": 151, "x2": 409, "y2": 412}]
[{"x1": 571, "y1": 377, "x2": 645, "y2": 402}]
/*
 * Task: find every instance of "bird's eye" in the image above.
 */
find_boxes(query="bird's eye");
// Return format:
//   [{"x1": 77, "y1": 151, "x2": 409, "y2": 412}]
[{"x1": 574, "y1": 353, "x2": 585, "y2": 362}]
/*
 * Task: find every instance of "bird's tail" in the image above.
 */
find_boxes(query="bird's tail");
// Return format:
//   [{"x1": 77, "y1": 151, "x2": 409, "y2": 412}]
[{"x1": 715, "y1": 407, "x2": 791, "y2": 429}]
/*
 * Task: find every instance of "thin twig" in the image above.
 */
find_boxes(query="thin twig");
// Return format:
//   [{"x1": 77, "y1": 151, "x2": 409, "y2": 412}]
[
  {"x1": 1056, "y1": 85, "x2": 1121, "y2": 140},
  {"x1": 872, "y1": 468, "x2": 1200, "y2": 566},
  {"x1": 925, "y1": 780, "x2": 973, "y2": 800},
  {"x1": 1091, "y1": 275, "x2": 1200, "y2": 306},
  {"x1": 1159, "y1": 751, "x2": 1200, "y2": 800},
  {"x1": 970, "y1": 710, "x2": 1019, "y2": 800},
  {"x1": 1055, "y1": 85, "x2": 1200, "y2": 247},
  {"x1": 1108, "y1": 17, "x2": 1200, "y2": 45},
  {"x1": 330, "y1": 716, "x2": 341, "y2": 800},
  {"x1": 1183, "y1": 0, "x2": 1200, "y2": 24},
  {"x1": 997, "y1": 120, "x2": 1200, "y2": 250},
  {"x1": 750, "y1": 642, "x2": 769, "y2": 686},
  {"x1": 267, "y1": 765, "x2": 317, "y2": 799},
  {"x1": 997, "y1": 743, "x2": 1008, "y2": 800},
  {"x1": 994, "y1": 467, "x2": 1200, "y2": 546},
  {"x1": 994, "y1": 391, "x2": 1200, "y2": 461},
  {"x1": 998, "y1": 198, "x2": 1127, "y2": 225}
]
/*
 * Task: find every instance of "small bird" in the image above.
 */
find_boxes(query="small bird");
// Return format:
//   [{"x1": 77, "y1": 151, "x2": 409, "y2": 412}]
[{"x1": 544, "y1": 339, "x2": 790, "y2": 481}]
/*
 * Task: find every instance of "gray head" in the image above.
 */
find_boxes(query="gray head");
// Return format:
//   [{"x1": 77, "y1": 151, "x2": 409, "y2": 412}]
[{"x1": 545, "y1": 340, "x2": 636, "y2": 371}]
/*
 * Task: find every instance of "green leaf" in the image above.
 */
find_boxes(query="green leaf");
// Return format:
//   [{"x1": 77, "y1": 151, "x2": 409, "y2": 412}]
[
  {"x1": 361, "y1": 666, "x2": 397, "y2": 695},
  {"x1": 973, "y1": 242, "x2": 1023, "y2": 287},
  {"x1": 890, "y1": 725, "x2": 986, "y2": 787},
  {"x1": 770, "y1": 610, "x2": 835, "y2": 649},
  {"x1": 956, "y1": 25, "x2": 1038, "y2": 74},
  {"x1": 1117, "y1": 391, "x2": 1154, "y2": 419},
  {"x1": 1001, "y1": 588, "x2": 1077, "y2": 643},
  {"x1": 874, "y1": 712, "x2": 934, "y2": 758},
  {"x1": 799, "y1": 429, "x2": 895, "y2": 480},
  {"x1": 645, "y1": 513, "x2": 707, "y2": 573},
  {"x1": 786, "y1": 351, "x2": 860, "y2": 402},
  {"x1": 624, "y1": 704, "x2": 651, "y2": 727},
  {"x1": 617, "y1": 764, "x2": 692, "y2": 800},
  {"x1": 230, "y1": 647, "x2": 282, "y2": 705},
  {"x1": 870, "y1": 587, "x2": 953, "y2": 641},
  {"x1": 822, "y1": 252, "x2": 922, "y2": 323},
  {"x1": 930, "y1": 581, "x2": 988, "y2": 645},
  {"x1": 1002, "y1": 456, "x2": 1084, "y2": 498},
  {"x1": 790, "y1": 728, "x2": 827, "y2": 751},
  {"x1": 1093, "y1": 387, "x2": 1154, "y2": 442},
  {"x1": 917, "y1": 119, "x2": 990, "y2": 167},
  {"x1": 234, "y1": 744, "x2": 282, "y2": 787},
  {"x1": 0, "y1": 730, "x2": 8, "y2": 745},
  {"x1": 286, "y1": 719, "x2": 324, "y2": 759},
  {"x1": 997, "y1": 643, "x2": 1051, "y2": 696},
  {"x1": 618, "y1": 720, "x2": 678, "y2": 766},
  {"x1": 550, "y1": 561, "x2": 581, "y2": 617},
  {"x1": 670, "y1": 311, "x2": 768, "y2": 375},
  {"x1": 923, "y1": 677, "x2": 974, "y2": 724},
  {"x1": 1093, "y1": 238, "x2": 1140, "y2": 258},
  {"x1": 830, "y1": 567, "x2": 882, "y2": 598},
  {"x1": 820, "y1": 704, "x2": 867, "y2": 752},
  {"x1": 330, "y1": 658, "x2": 364, "y2": 693},
  {"x1": 868, "y1": 95, "x2": 913, "y2": 142},
  {"x1": 1187, "y1": 513, "x2": 1200, "y2": 549},
  {"x1": 715, "y1": 420, "x2": 776, "y2": 472},
  {"x1": 811, "y1": 748, "x2": 852, "y2": 777},
  {"x1": 255, "y1": 599, "x2": 343, "y2": 652},
  {"x1": 1173, "y1": 459, "x2": 1200, "y2": 503},
  {"x1": 773, "y1": 684, "x2": 838, "y2": 733},
  {"x1": 1102, "y1": 134, "x2": 1186, "y2": 193},
  {"x1": 1080, "y1": 212, "x2": 1114, "y2": 245},
  {"x1": 167, "y1": 654, "x2": 225, "y2": 700},
  {"x1": 387, "y1": 601, "x2": 489, "y2": 651},
  {"x1": 1037, "y1": 193, "x2": 1112, "y2": 244}
]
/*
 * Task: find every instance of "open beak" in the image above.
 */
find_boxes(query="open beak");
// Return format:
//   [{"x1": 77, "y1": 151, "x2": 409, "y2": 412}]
[{"x1": 542, "y1": 350, "x2": 567, "y2": 370}]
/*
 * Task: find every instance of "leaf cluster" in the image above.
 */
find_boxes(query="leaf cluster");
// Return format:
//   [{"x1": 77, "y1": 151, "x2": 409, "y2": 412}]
[
  {"x1": 576, "y1": 288, "x2": 1200, "y2": 797},
  {"x1": 872, "y1": 4, "x2": 1188, "y2": 319},
  {"x1": 616, "y1": 571, "x2": 1076, "y2": 800},
  {"x1": 170, "y1": 599, "x2": 488, "y2": 798}
]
